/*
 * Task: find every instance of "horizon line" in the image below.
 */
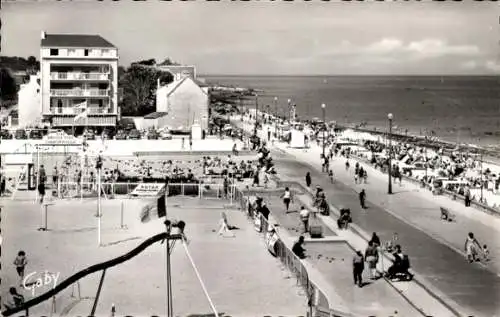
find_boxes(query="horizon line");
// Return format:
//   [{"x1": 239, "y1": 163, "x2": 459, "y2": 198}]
[{"x1": 198, "y1": 74, "x2": 500, "y2": 77}]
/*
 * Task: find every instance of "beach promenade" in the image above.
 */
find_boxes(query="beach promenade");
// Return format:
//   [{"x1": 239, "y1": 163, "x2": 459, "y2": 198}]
[{"x1": 234, "y1": 118, "x2": 500, "y2": 317}]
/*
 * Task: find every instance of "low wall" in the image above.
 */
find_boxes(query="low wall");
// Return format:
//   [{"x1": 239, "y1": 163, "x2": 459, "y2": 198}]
[{"x1": 0, "y1": 139, "x2": 245, "y2": 157}]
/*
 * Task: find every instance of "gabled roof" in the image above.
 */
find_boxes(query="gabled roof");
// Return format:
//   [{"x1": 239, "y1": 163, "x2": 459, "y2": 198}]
[
  {"x1": 160, "y1": 77, "x2": 207, "y2": 97},
  {"x1": 41, "y1": 34, "x2": 115, "y2": 48},
  {"x1": 144, "y1": 112, "x2": 168, "y2": 119}
]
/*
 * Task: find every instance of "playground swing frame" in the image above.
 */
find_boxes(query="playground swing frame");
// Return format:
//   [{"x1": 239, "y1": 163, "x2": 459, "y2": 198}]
[{"x1": 33, "y1": 142, "x2": 84, "y2": 204}]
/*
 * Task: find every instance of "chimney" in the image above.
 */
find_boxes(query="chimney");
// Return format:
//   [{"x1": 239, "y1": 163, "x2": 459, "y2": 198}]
[{"x1": 41, "y1": 31, "x2": 46, "y2": 40}]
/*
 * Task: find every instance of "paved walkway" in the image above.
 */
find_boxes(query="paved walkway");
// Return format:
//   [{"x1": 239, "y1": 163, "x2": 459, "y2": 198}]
[
  {"x1": 259, "y1": 193, "x2": 426, "y2": 317},
  {"x1": 234, "y1": 119, "x2": 500, "y2": 317},
  {"x1": 1, "y1": 197, "x2": 307, "y2": 316}
]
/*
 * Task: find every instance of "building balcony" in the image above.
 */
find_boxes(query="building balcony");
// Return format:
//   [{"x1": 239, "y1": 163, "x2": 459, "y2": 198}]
[
  {"x1": 50, "y1": 72, "x2": 110, "y2": 81},
  {"x1": 48, "y1": 107, "x2": 114, "y2": 115},
  {"x1": 50, "y1": 89, "x2": 110, "y2": 97}
]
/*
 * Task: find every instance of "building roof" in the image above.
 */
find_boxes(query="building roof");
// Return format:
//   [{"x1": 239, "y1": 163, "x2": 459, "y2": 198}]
[
  {"x1": 160, "y1": 77, "x2": 208, "y2": 97},
  {"x1": 144, "y1": 112, "x2": 168, "y2": 119},
  {"x1": 41, "y1": 34, "x2": 115, "y2": 48}
]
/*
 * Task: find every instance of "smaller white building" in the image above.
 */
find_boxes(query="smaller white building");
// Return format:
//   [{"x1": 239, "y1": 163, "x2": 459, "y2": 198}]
[
  {"x1": 18, "y1": 74, "x2": 42, "y2": 127},
  {"x1": 156, "y1": 76, "x2": 209, "y2": 132}
]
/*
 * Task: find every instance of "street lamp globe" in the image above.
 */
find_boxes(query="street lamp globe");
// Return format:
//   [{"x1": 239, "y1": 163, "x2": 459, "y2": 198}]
[
  {"x1": 288, "y1": 99, "x2": 291, "y2": 104},
  {"x1": 274, "y1": 96, "x2": 278, "y2": 101},
  {"x1": 321, "y1": 103, "x2": 326, "y2": 109},
  {"x1": 388, "y1": 113, "x2": 393, "y2": 120}
]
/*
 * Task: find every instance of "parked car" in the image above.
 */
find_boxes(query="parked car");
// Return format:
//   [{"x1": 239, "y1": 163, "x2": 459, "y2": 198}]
[
  {"x1": 160, "y1": 131, "x2": 173, "y2": 140},
  {"x1": 0, "y1": 129, "x2": 13, "y2": 139},
  {"x1": 29, "y1": 130, "x2": 43, "y2": 139},
  {"x1": 147, "y1": 130, "x2": 159, "y2": 140},
  {"x1": 83, "y1": 130, "x2": 96, "y2": 140},
  {"x1": 115, "y1": 130, "x2": 127, "y2": 140},
  {"x1": 128, "y1": 129, "x2": 141, "y2": 140},
  {"x1": 15, "y1": 129, "x2": 27, "y2": 140}
]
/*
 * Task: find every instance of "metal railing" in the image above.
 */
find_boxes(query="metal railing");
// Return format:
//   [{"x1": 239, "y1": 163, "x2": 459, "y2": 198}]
[
  {"x1": 232, "y1": 188, "x2": 346, "y2": 317},
  {"x1": 50, "y1": 72, "x2": 109, "y2": 81},
  {"x1": 50, "y1": 89, "x2": 109, "y2": 97},
  {"x1": 56, "y1": 181, "x2": 230, "y2": 200},
  {"x1": 49, "y1": 107, "x2": 110, "y2": 115}
]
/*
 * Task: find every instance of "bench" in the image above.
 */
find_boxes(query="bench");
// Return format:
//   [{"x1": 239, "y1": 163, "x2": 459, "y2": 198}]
[{"x1": 440, "y1": 207, "x2": 456, "y2": 222}]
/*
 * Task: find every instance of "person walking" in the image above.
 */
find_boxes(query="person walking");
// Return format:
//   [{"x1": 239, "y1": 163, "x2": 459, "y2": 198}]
[
  {"x1": 464, "y1": 232, "x2": 482, "y2": 263},
  {"x1": 345, "y1": 160, "x2": 350, "y2": 171},
  {"x1": 464, "y1": 185, "x2": 471, "y2": 207},
  {"x1": 328, "y1": 170, "x2": 334, "y2": 183},
  {"x1": 305, "y1": 172, "x2": 312, "y2": 188},
  {"x1": 299, "y1": 206, "x2": 311, "y2": 234},
  {"x1": 359, "y1": 189, "x2": 366, "y2": 209},
  {"x1": 353, "y1": 250, "x2": 365, "y2": 288},
  {"x1": 365, "y1": 241, "x2": 379, "y2": 279},
  {"x1": 369, "y1": 232, "x2": 381, "y2": 247},
  {"x1": 281, "y1": 187, "x2": 293, "y2": 213},
  {"x1": 13, "y1": 251, "x2": 27, "y2": 286}
]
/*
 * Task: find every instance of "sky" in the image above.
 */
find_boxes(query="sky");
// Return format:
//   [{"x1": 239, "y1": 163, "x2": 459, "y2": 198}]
[{"x1": 1, "y1": 1, "x2": 500, "y2": 76}]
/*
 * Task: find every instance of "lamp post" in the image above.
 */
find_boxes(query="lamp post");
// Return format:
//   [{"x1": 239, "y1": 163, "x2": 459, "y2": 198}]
[
  {"x1": 479, "y1": 141, "x2": 484, "y2": 203},
  {"x1": 387, "y1": 113, "x2": 393, "y2": 194},
  {"x1": 287, "y1": 99, "x2": 291, "y2": 124},
  {"x1": 274, "y1": 97, "x2": 278, "y2": 137},
  {"x1": 321, "y1": 103, "x2": 326, "y2": 159},
  {"x1": 254, "y1": 94, "x2": 258, "y2": 136}
]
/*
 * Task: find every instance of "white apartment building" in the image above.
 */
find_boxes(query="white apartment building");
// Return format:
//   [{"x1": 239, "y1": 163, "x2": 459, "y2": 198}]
[{"x1": 40, "y1": 31, "x2": 119, "y2": 130}]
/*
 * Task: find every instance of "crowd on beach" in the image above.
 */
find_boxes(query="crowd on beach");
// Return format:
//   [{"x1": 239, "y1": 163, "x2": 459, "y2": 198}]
[{"x1": 246, "y1": 109, "x2": 500, "y2": 210}]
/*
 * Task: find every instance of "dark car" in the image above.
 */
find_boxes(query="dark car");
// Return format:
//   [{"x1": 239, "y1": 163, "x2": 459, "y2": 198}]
[
  {"x1": 128, "y1": 129, "x2": 141, "y2": 140},
  {"x1": 29, "y1": 130, "x2": 43, "y2": 139},
  {"x1": 147, "y1": 130, "x2": 159, "y2": 140},
  {"x1": 115, "y1": 130, "x2": 127, "y2": 140},
  {"x1": 0, "y1": 129, "x2": 13, "y2": 139},
  {"x1": 83, "y1": 131, "x2": 96, "y2": 140},
  {"x1": 15, "y1": 129, "x2": 27, "y2": 140}
]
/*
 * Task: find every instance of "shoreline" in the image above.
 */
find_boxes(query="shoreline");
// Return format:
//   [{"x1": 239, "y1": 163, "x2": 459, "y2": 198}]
[{"x1": 241, "y1": 106, "x2": 500, "y2": 165}]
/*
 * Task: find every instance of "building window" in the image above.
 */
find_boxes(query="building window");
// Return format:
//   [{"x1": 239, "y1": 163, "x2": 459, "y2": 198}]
[
  {"x1": 102, "y1": 49, "x2": 109, "y2": 55},
  {"x1": 68, "y1": 49, "x2": 76, "y2": 56},
  {"x1": 84, "y1": 49, "x2": 89, "y2": 56},
  {"x1": 50, "y1": 49, "x2": 59, "y2": 56}
]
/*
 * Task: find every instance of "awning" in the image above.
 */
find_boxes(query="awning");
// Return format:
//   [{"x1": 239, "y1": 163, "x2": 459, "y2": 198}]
[{"x1": 52, "y1": 115, "x2": 117, "y2": 126}]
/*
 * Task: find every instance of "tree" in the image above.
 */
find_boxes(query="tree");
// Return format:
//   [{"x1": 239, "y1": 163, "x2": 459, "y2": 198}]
[
  {"x1": 0, "y1": 68, "x2": 18, "y2": 101},
  {"x1": 158, "y1": 58, "x2": 181, "y2": 66},
  {"x1": 26, "y1": 56, "x2": 39, "y2": 75},
  {"x1": 132, "y1": 58, "x2": 156, "y2": 66},
  {"x1": 119, "y1": 65, "x2": 174, "y2": 116}
]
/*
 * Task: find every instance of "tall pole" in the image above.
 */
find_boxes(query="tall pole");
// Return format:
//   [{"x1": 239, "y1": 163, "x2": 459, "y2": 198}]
[
  {"x1": 97, "y1": 167, "x2": 102, "y2": 246},
  {"x1": 480, "y1": 146, "x2": 484, "y2": 203},
  {"x1": 287, "y1": 99, "x2": 291, "y2": 124},
  {"x1": 388, "y1": 113, "x2": 393, "y2": 194},
  {"x1": 321, "y1": 103, "x2": 326, "y2": 159},
  {"x1": 274, "y1": 97, "x2": 278, "y2": 137},
  {"x1": 424, "y1": 135, "x2": 428, "y2": 182},
  {"x1": 254, "y1": 94, "x2": 258, "y2": 136}
]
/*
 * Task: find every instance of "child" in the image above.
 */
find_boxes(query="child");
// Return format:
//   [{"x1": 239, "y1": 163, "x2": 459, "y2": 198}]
[
  {"x1": 13, "y1": 251, "x2": 27, "y2": 286},
  {"x1": 483, "y1": 244, "x2": 490, "y2": 261}
]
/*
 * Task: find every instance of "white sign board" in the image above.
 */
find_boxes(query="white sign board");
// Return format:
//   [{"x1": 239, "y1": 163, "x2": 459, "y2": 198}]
[
  {"x1": 130, "y1": 183, "x2": 166, "y2": 197},
  {"x1": 290, "y1": 129, "x2": 306, "y2": 148},
  {"x1": 4, "y1": 154, "x2": 33, "y2": 165}
]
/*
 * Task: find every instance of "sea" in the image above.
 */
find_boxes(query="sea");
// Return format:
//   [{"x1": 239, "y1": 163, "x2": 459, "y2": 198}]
[{"x1": 203, "y1": 76, "x2": 500, "y2": 150}]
